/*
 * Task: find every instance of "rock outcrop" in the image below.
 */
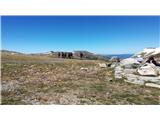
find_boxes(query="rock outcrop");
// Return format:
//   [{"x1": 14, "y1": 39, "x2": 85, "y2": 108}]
[
  {"x1": 120, "y1": 58, "x2": 140, "y2": 69},
  {"x1": 137, "y1": 63, "x2": 158, "y2": 76},
  {"x1": 132, "y1": 47, "x2": 160, "y2": 62},
  {"x1": 114, "y1": 47, "x2": 160, "y2": 89}
]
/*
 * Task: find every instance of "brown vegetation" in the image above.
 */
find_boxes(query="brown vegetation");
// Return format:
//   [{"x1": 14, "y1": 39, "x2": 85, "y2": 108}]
[{"x1": 1, "y1": 53, "x2": 160, "y2": 105}]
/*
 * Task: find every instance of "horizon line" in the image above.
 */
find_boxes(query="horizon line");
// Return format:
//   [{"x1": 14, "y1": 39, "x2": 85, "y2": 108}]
[{"x1": 1, "y1": 49, "x2": 135, "y2": 55}]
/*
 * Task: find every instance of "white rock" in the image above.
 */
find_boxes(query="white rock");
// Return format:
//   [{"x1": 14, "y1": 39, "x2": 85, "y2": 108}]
[
  {"x1": 110, "y1": 62, "x2": 120, "y2": 68},
  {"x1": 145, "y1": 83, "x2": 160, "y2": 89},
  {"x1": 114, "y1": 66, "x2": 124, "y2": 79},
  {"x1": 121, "y1": 58, "x2": 140, "y2": 66},
  {"x1": 115, "y1": 66, "x2": 123, "y2": 71},
  {"x1": 120, "y1": 58, "x2": 140, "y2": 69},
  {"x1": 124, "y1": 79, "x2": 145, "y2": 85},
  {"x1": 138, "y1": 76, "x2": 160, "y2": 84},
  {"x1": 80, "y1": 67, "x2": 88, "y2": 71},
  {"x1": 114, "y1": 47, "x2": 160, "y2": 86},
  {"x1": 156, "y1": 67, "x2": 160, "y2": 75},
  {"x1": 124, "y1": 74, "x2": 145, "y2": 85},
  {"x1": 111, "y1": 64, "x2": 116, "y2": 68},
  {"x1": 133, "y1": 47, "x2": 160, "y2": 58},
  {"x1": 123, "y1": 69, "x2": 137, "y2": 74},
  {"x1": 135, "y1": 57, "x2": 144, "y2": 63},
  {"x1": 98, "y1": 63, "x2": 107, "y2": 68},
  {"x1": 138, "y1": 63, "x2": 158, "y2": 76},
  {"x1": 115, "y1": 74, "x2": 122, "y2": 79}
]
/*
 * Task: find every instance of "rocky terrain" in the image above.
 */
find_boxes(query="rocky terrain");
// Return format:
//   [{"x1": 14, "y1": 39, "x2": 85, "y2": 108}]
[
  {"x1": 114, "y1": 47, "x2": 160, "y2": 88},
  {"x1": 132, "y1": 47, "x2": 160, "y2": 62},
  {"x1": 1, "y1": 49, "x2": 160, "y2": 105}
]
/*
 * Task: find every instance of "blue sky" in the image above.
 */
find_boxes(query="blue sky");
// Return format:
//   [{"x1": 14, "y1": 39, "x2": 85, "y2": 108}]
[{"x1": 1, "y1": 16, "x2": 159, "y2": 54}]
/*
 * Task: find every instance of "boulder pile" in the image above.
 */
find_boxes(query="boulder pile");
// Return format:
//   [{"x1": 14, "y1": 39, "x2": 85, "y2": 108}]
[{"x1": 113, "y1": 48, "x2": 160, "y2": 89}]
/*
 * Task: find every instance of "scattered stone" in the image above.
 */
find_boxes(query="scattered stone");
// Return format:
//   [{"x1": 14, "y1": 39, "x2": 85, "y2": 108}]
[
  {"x1": 145, "y1": 83, "x2": 160, "y2": 89},
  {"x1": 98, "y1": 63, "x2": 107, "y2": 68},
  {"x1": 80, "y1": 67, "x2": 88, "y2": 71}
]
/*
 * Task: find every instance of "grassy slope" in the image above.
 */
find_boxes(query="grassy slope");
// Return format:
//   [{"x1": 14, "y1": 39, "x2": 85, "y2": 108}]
[
  {"x1": 1, "y1": 53, "x2": 160, "y2": 105},
  {"x1": 1, "y1": 53, "x2": 55, "y2": 62}
]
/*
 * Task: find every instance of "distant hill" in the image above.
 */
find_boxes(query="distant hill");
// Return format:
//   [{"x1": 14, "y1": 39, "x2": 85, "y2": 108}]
[
  {"x1": 1, "y1": 50, "x2": 24, "y2": 55},
  {"x1": 73, "y1": 51, "x2": 108, "y2": 60},
  {"x1": 1, "y1": 49, "x2": 108, "y2": 60},
  {"x1": 29, "y1": 51, "x2": 53, "y2": 56}
]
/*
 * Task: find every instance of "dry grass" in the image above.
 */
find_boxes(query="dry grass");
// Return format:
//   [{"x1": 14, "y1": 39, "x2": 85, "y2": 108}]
[{"x1": 1, "y1": 54, "x2": 160, "y2": 105}]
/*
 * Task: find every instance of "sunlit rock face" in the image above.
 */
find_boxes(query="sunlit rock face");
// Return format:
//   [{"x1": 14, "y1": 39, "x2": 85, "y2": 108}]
[
  {"x1": 132, "y1": 47, "x2": 160, "y2": 62},
  {"x1": 137, "y1": 63, "x2": 159, "y2": 76},
  {"x1": 114, "y1": 47, "x2": 160, "y2": 89}
]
